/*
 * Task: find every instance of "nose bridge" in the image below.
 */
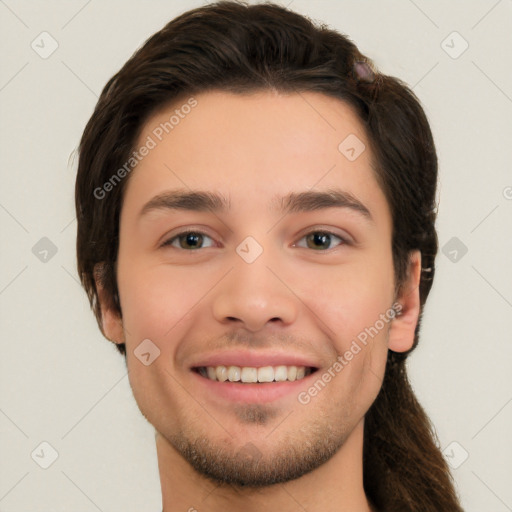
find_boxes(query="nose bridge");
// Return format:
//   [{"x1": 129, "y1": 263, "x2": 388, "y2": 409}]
[{"x1": 211, "y1": 236, "x2": 298, "y2": 330}]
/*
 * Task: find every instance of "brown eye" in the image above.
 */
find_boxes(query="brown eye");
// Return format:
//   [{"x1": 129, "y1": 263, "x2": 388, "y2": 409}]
[
  {"x1": 162, "y1": 231, "x2": 214, "y2": 250},
  {"x1": 296, "y1": 231, "x2": 346, "y2": 251}
]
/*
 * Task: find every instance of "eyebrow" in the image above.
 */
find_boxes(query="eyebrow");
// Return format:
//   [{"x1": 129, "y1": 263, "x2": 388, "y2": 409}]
[{"x1": 139, "y1": 188, "x2": 373, "y2": 221}]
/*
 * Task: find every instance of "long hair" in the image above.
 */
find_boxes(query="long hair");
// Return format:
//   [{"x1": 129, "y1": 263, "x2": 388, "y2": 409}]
[{"x1": 75, "y1": 2, "x2": 463, "y2": 509}]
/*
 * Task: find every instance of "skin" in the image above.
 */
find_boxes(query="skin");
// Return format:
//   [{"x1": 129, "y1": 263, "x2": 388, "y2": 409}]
[{"x1": 96, "y1": 90, "x2": 421, "y2": 512}]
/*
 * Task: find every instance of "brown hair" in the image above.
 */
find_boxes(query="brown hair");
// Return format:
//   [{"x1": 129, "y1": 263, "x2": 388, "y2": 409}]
[{"x1": 75, "y1": 2, "x2": 463, "y2": 509}]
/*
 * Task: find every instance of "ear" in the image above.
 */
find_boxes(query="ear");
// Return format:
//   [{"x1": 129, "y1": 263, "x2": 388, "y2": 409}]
[
  {"x1": 94, "y1": 263, "x2": 125, "y2": 345},
  {"x1": 388, "y1": 250, "x2": 422, "y2": 353}
]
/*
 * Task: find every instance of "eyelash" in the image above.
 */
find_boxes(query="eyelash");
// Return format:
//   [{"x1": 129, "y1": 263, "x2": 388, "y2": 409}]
[{"x1": 160, "y1": 229, "x2": 350, "y2": 251}]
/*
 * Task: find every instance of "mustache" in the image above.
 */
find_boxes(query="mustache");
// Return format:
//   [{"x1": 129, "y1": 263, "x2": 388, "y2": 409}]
[
  {"x1": 198, "y1": 330, "x2": 300, "y2": 349},
  {"x1": 193, "y1": 329, "x2": 332, "y2": 357}
]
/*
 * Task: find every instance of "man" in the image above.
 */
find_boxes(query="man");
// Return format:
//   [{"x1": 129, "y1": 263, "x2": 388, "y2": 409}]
[{"x1": 75, "y1": 1, "x2": 464, "y2": 510}]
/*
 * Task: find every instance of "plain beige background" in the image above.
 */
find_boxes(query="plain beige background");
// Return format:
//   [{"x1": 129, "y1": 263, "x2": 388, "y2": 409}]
[{"x1": 1, "y1": 0, "x2": 511, "y2": 510}]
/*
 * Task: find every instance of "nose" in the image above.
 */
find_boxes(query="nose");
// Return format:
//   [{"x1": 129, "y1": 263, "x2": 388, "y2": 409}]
[{"x1": 211, "y1": 249, "x2": 298, "y2": 332}]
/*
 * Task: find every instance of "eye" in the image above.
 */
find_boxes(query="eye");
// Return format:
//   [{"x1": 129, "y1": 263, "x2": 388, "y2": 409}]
[
  {"x1": 161, "y1": 229, "x2": 348, "y2": 251},
  {"x1": 294, "y1": 230, "x2": 347, "y2": 251},
  {"x1": 161, "y1": 230, "x2": 215, "y2": 250}
]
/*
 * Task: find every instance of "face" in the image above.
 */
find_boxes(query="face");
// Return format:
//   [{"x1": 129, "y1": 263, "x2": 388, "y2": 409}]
[{"x1": 101, "y1": 90, "x2": 419, "y2": 486}]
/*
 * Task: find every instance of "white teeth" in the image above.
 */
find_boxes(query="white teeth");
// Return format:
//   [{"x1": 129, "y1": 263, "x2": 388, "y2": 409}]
[
  {"x1": 274, "y1": 365, "x2": 288, "y2": 382},
  {"x1": 199, "y1": 365, "x2": 312, "y2": 383},
  {"x1": 287, "y1": 366, "x2": 297, "y2": 381},
  {"x1": 241, "y1": 367, "x2": 258, "y2": 383},
  {"x1": 257, "y1": 366, "x2": 274, "y2": 382},
  {"x1": 216, "y1": 365, "x2": 228, "y2": 382},
  {"x1": 227, "y1": 366, "x2": 241, "y2": 382}
]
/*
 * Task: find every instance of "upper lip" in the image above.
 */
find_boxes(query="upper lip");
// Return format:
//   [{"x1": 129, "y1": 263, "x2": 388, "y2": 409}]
[{"x1": 189, "y1": 350, "x2": 320, "y2": 369}]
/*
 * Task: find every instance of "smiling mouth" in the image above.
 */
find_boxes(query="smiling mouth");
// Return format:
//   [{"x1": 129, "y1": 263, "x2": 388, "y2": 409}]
[{"x1": 193, "y1": 365, "x2": 318, "y2": 383}]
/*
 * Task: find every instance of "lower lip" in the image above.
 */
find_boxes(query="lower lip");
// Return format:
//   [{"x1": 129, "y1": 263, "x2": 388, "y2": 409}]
[{"x1": 190, "y1": 369, "x2": 318, "y2": 403}]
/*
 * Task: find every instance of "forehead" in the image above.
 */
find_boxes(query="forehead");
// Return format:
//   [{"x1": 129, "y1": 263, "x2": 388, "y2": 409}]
[{"x1": 122, "y1": 90, "x2": 388, "y2": 221}]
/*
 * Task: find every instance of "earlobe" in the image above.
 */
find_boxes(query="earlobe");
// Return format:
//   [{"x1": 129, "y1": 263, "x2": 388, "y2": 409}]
[
  {"x1": 94, "y1": 263, "x2": 125, "y2": 345},
  {"x1": 388, "y1": 250, "x2": 422, "y2": 353}
]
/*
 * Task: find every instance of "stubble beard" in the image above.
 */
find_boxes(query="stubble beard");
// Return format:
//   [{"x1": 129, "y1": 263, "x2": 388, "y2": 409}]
[{"x1": 167, "y1": 401, "x2": 353, "y2": 488}]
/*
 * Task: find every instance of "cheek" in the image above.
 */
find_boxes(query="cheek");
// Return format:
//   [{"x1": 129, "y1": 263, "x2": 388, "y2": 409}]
[
  {"x1": 293, "y1": 254, "x2": 393, "y2": 405},
  {"x1": 295, "y1": 257, "x2": 395, "y2": 344},
  {"x1": 117, "y1": 264, "x2": 196, "y2": 425},
  {"x1": 116, "y1": 259, "x2": 210, "y2": 341}
]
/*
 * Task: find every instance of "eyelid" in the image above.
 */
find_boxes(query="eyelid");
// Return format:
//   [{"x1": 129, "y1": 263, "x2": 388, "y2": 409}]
[
  {"x1": 294, "y1": 225, "x2": 354, "y2": 245},
  {"x1": 159, "y1": 226, "x2": 219, "y2": 249},
  {"x1": 292, "y1": 229, "x2": 352, "y2": 251}
]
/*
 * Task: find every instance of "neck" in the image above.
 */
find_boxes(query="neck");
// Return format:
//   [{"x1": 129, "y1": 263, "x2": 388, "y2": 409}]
[{"x1": 157, "y1": 419, "x2": 374, "y2": 512}]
